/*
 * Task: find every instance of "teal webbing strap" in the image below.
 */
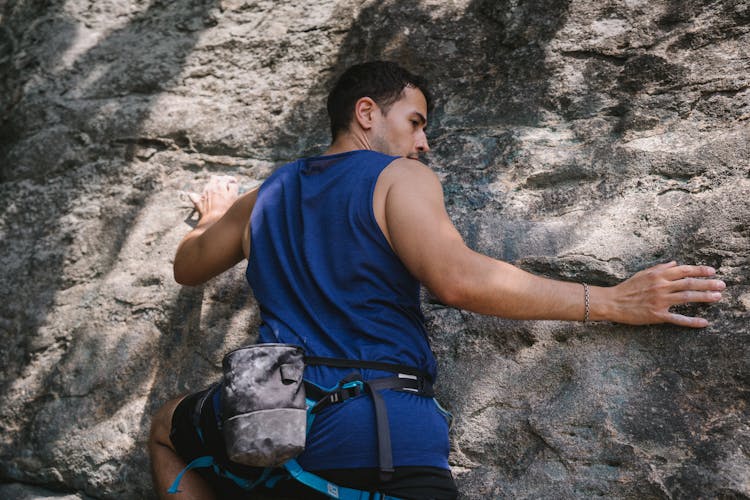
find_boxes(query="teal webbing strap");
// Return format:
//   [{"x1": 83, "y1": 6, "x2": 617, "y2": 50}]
[
  {"x1": 223, "y1": 466, "x2": 273, "y2": 491},
  {"x1": 167, "y1": 456, "x2": 272, "y2": 494},
  {"x1": 283, "y1": 458, "x2": 402, "y2": 500},
  {"x1": 263, "y1": 471, "x2": 287, "y2": 489},
  {"x1": 306, "y1": 397, "x2": 317, "y2": 429},
  {"x1": 167, "y1": 455, "x2": 214, "y2": 494}
]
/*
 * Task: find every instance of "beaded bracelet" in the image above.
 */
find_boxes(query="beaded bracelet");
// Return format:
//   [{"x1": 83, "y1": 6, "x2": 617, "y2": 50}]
[{"x1": 582, "y1": 283, "x2": 590, "y2": 323}]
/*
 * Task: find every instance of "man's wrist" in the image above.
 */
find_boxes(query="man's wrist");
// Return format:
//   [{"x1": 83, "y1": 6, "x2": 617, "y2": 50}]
[
  {"x1": 196, "y1": 212, "x2": 222, "y2": 229},
  {"x1": 589, "y1": 285, "x2": 617, "y2": 322}
]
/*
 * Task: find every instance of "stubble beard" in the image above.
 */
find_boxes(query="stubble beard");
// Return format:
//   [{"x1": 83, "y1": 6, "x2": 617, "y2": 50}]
[{"x1": 368, "y1": 130, "x2": 395, "y2": 157}]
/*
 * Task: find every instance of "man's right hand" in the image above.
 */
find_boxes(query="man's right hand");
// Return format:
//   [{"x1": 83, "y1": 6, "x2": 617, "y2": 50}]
[
  {"x1": 174, "y1": 178, "x2": 258, "y2": 286},
  {"x1": 187, "y1": 175, "x2": 239, "y2": 227}
]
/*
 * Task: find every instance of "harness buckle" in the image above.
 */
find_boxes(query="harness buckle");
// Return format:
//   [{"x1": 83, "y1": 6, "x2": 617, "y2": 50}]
[
  {"x1": 397, "y1": 373, "x2": 421, "y2": 393},
  {"x1": 340, "y1": 381, "x2": 363, "y2": 401}
]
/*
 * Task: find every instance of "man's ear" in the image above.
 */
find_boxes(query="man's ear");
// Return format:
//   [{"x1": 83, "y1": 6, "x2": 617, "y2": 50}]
[{"x1": 353, "y1": 97, "x2": 378, "y2": 131}]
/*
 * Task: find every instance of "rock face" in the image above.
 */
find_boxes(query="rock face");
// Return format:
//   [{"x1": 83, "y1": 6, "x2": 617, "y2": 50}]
[{"x1": 0, "y1": 0, "x2": 748, "y2": 498}]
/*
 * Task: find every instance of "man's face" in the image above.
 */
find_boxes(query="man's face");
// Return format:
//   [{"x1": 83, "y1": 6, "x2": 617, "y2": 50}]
[{"x1": 369, "y1": 85, "x2": 430, "y2": 159}]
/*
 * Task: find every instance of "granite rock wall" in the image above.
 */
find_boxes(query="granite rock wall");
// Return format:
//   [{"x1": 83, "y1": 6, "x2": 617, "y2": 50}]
[{"x1": 0, "y1": 0, "x2": 748, "y2": 498}]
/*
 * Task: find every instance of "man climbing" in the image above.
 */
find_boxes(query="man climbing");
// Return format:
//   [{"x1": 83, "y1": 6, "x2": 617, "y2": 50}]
[{"x1": 148, "y1": 61, "x2": 726, "y2": 499}]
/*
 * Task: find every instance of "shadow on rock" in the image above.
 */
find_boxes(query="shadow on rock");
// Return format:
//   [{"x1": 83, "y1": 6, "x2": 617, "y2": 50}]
[{"x1": 0, "y1": 0, "x2": 223, "y2": 496}]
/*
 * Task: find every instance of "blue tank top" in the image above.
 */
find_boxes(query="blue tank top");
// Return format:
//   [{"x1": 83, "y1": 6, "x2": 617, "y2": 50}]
[{"x1": 246, "y1": 149, "x2": 449, "y2": 470}]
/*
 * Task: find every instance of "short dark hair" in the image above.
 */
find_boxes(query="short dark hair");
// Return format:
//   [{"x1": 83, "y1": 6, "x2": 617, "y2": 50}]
[{"x1": 326, "y1": 61, "x2": 434, "y2": 140}]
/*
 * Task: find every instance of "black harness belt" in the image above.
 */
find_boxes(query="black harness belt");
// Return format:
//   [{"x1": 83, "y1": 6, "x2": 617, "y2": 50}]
[{"x1": 304, "y1": 356, "x2": 435, "y2": 483}]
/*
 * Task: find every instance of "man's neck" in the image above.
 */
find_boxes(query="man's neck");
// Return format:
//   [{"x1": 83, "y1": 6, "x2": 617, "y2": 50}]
[{"x1": 322, "y1": 132, "x2": 372, "y2": 156}]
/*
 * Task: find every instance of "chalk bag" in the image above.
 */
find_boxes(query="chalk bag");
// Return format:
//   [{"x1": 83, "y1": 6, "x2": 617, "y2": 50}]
[{"x1": 220, "y1": 343, "x2": 307, "y2": 467}]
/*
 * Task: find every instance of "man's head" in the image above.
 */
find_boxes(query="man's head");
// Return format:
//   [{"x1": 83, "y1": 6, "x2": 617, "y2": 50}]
[{"x1": 327, "y1": 61, "x2": 433, "y2": 159}]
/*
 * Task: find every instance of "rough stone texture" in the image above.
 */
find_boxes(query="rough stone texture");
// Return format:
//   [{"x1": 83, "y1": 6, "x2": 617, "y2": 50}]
[
  {"x1": 0, "y1": 0, "x2": 748, "y2": 498},
  {"x1": 0, "y1": 482, "x2": 95, "y2": 499}
]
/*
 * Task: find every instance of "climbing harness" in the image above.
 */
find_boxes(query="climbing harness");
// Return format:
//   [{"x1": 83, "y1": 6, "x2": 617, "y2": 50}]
[{"x1": 167, "y1": 346, "x2": 449, "y2": 499}]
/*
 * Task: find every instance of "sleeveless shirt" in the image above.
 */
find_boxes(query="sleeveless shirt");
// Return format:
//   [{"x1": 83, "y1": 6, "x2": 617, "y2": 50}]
[{"x1": 245, "y1": 149, "x2": 449, "y2": 470}]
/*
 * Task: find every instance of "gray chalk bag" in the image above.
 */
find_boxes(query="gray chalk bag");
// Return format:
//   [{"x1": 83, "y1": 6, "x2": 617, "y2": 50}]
[{"x1": 221, "y1": 343, "x2": 307, "y2": 467}]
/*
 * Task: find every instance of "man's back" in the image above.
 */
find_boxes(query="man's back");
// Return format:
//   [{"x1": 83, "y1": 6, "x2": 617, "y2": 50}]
[{"x1": 247, "y1": 149, "x2": 450, "y2": 471}]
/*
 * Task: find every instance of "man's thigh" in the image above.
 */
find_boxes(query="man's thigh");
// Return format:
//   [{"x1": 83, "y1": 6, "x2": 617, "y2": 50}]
[{"x1": 150, "y1": 395, "x2": 185, "y2": 450}]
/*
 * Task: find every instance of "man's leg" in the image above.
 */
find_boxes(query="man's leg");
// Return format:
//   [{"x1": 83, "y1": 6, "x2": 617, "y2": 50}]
[{"x1": 148, "y1": 396, "x2": 217, "y2": 500}]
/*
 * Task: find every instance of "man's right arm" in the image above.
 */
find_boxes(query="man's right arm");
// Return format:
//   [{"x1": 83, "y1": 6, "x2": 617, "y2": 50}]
[
  {"x1": 381, "y1": 158, "x2": 725, "y2": 328},
  {"x1": 174, "y1": 178, "x2": 258, "y2": 286}
]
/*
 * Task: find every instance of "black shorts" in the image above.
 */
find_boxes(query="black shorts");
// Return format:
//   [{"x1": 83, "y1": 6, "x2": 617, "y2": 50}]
[{"x1": 169, "y1": 387, "x2": 458, "y2": 499}]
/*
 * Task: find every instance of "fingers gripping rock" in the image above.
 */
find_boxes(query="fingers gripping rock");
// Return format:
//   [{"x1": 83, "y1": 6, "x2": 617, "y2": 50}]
[{"x1": 188, "y1": 175, "x2": 239, "y2": 219}]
